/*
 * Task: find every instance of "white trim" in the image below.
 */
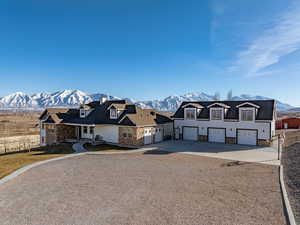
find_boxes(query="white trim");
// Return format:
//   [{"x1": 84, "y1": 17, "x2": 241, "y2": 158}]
[
  {"x1": 182, "y1": 103, "x2": 204, "y2": 109},
  {"x1": 184, "y1": 108, "x2": 197, "y2": 120},
  {"x1": 210, "y1": 108, "x2": 224, "y2": 121},
  {"x1": 239, "y1": 108, "x2": 255, "y2": 122},
  {"x1": 110, "y1": 108, "x2": 118, "y2": 119},
  {"x1": 118, "y1": 115, "x2": 130, "y2": 124},
  {"x1": 207, "y1": 103, "x2": 230, "y2": 109},
  {"x1": 236, "y1": 102, "x2": 260, "y2": 108}
]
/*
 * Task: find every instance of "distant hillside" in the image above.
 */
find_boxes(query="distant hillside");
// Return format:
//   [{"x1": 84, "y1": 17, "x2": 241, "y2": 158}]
[{"x1": 0, "y1": 90, "x2": 295, "y2": 112}]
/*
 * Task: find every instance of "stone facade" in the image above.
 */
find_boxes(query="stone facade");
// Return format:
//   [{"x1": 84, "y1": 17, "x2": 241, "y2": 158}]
[
  {"x1": 119, "y1": 127, "x2": 144, "y2": 147},
  {"x1": 56, "y1": 125, "x2": 76, "y2": 143},
  {"x1": 44, "y1": 124, "x2": 76, "y2": 145},
  {"x1": 199, "y1": 135, "x2": 208, "y2": 142},
  {"x1": 226, "y1": 137, "x2": 236, "y2": 144},
  {"x1": 44, "y1": 124, "x2": 57, "y2": 145}
]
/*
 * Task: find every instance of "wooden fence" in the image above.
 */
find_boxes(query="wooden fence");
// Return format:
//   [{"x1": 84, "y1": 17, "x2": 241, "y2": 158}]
[
  {"x1": 282, "y1": 130, "x2": 300, "y2": 148},
  {"x1": 0, "y1": 135, "x2": 40, "y2": 154}
]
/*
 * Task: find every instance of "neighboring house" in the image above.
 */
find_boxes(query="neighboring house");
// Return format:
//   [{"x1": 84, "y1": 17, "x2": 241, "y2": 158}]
[
  {"x1": 276, "y1": 117, "x2": 300, "y2": 129},
  {"x1": 172, "y1": 100, "x2": 276, "y2": 146},
  {"x1": 39, "y1": 99, "x2": 173, "y2": 146}
]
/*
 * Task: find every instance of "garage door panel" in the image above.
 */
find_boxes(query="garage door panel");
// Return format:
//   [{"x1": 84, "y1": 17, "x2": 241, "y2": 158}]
[
  {"x1": 237, "y1": 130, "x2": 257, "y2": 146},
  {"x1": 208, "y1": 128, "x2": 225, "y2": 143},
  {"x1": 155, "y1": 128, "x2": 163, "y2": 143},
  {"x1": 144, "y1": 128, "x2": 153, "y2": 145},
  {"x1": 183, "y1": 127, "x2": 198, "y2": 141}
]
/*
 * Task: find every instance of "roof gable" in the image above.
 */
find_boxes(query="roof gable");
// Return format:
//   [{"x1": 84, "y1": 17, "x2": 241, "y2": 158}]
[{"x1": 173, "y1": 100, "x2": 275, "y2": 121}]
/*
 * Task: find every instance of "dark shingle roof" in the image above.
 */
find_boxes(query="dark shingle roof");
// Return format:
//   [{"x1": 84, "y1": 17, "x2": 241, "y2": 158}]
[
  {"x1": 40, "y1": 100, "x2": 172, "y2": 127},
  {"x1": 173, "y1": 100, "x2": 275, "y2": 121}
]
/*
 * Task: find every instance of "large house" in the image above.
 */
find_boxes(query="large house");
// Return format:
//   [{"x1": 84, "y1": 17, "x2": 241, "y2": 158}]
[
  {"x1": 39, "y1": 99, "x2": 173, "y2": 146},
  {"x1": 172, "y1": 100, "x2": 276, "y2": 146}
]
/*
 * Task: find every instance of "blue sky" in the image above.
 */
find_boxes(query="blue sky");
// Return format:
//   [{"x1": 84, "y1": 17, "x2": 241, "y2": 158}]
[{"x1": 0, "y1": 0, "x2": 300, "y2": 106}]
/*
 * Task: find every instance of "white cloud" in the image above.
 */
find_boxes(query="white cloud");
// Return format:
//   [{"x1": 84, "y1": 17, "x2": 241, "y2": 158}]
[{"x1": 231, "y1": 1, "x2": 300, "y2": 77}]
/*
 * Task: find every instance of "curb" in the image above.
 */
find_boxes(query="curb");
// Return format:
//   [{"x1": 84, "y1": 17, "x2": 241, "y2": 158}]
[
  {"x1": 0, "y1": 153, "x2": 86, "y2": 185},
  {"x1": 86, "y1": 147, "x2": 156, "y2": 155},
  {"x1": 0, "y1": 147, "x2": 156, "y2": 185},
  {"x1": 280, "y1": 165, "x2": 297, "y2": 225}
]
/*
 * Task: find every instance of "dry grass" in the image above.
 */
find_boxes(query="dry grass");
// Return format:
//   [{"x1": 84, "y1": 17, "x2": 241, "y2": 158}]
[
  {"x1": 84, "y1": 144, "x2": 135, "y2": 152},
  {"x1": 0, "y1": 112, "x2": 40, "y2": 137},
  {"x1": 0, "y1": 143, "x2": 74, "y2": 179}
]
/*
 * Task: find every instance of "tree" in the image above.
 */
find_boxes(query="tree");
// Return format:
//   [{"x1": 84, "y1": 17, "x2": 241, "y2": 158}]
[
  {"x1": 213, "y1": 92, "x2": 220, "y2": 101},
  {"x1": 227, "y1": 90, "x2": 233, "y2": 100}
]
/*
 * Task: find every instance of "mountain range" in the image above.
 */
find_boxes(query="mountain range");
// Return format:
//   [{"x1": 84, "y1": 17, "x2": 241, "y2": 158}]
[{"x1": 0, "y1": 90, "x2": 296, "y2": 112}]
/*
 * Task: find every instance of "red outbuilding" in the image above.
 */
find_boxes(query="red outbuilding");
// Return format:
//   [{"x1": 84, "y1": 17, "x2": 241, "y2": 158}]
[{"x1": 276, "y1": 117, "x2": 300, "y2": 129}]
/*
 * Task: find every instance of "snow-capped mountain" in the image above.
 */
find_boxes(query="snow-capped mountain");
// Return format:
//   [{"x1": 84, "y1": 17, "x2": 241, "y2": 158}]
[
  {"x1": 0, "y1": 90, "x2": 295, "y2": 112},
  {"x1": 231, "y1": 94, "x2": 294, "y2": 112},
  {"x1": 136, "y1": 92, "x2": 214, "y2": 112},
  {"x1": 0, "y1": 92, "x2": 39, "y2": 108}
]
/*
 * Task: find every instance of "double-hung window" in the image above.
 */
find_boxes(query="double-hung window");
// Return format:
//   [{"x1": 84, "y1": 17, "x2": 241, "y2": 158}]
[
  {"x1": 110, "y1": 109, "x2": 118, "y2": 119},
  {"x1": 211, "y1": 109, "x2": 222, "y2": 120},
  {"x1": 80, "y1": 109, "x2": 86, "y2": 118},
  {"x1": 185, "y1": 108, "x2": 196, "y2": 120},
  {"x1": 241, "y1": 110, "x2": 254, "y2": 121}
]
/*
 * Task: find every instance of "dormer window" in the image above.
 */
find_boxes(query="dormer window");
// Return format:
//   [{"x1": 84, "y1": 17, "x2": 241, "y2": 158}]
[
  {"x1": 110, "y1": 108, "x2": 118, "y2": 119},
  {"x1": 184, "y1": 108, "x2": 196, "y2": 120},
  {"x1": 211, "y1": 109, "x2": 223, "y2": 120},
  {"x1": 80, "y1": 109, "x2": 86, "y2": 118},
  {"x1": 241, "y1": 110, "x2": 254, "y2": 121}
]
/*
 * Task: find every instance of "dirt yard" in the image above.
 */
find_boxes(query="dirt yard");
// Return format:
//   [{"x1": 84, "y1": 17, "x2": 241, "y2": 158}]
[
  {"x1": 0, "y1": 112, "x2": 41, "y2": 154},
  {"x1": 0, "y1": 112, "x2": 40, "y2": 137},
  {"x1": 282, "y1": 143, "x2": 300, "y2": 224},
  {"x1": 0, "y1": 152, "x2": 287, "y2": 225}
]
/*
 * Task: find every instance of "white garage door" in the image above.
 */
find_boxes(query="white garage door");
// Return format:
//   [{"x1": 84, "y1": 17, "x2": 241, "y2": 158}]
[
  {"x1": 237, "y1": 129, "x2": 257, "y2": 146},
  {"x1": 208, "y1": 128, "x2": 225, "y2": 143},
  {"x1": 183, "y1": 127, "x2": 198, "y2": 141},
  {"x1": 144, "y1": 128, "x2": 153, "y2": 145},
  {"x1": 155, "y1": 128, "x2": 163, "y2": 143}
]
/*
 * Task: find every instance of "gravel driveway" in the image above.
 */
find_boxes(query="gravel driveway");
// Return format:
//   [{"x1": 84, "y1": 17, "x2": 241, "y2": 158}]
[{"x1": 0, "y1": 151, "x2": 286, "y2": 225}]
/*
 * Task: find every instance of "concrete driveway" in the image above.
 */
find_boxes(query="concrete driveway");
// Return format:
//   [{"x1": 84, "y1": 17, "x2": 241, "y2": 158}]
[{"x1": 148, "y1": 140, "x2": 280, "y2": 165}]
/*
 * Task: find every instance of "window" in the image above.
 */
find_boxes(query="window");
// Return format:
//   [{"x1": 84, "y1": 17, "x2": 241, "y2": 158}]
[
  {"x1": 90, "y1": 127, "x2": 94, "y2": 134},
  {"x1": 211, "y1": 109, "x2": 222, "y2": 120},
  {"x1": 110, "y1": 108, "x2": 118, "y2": 119},
  {"x1": 128, "y1": 133, "x2": 132, "y2": 138},
  {"x1": 241, "y1": 110, "x2": 254, "y2": 121},
  {"x1": 185, "y1": 108, "x2": 196, "y2": 120},
  {"x1": 123, "y1": 133, "x2": 127, "y2": 138},
  {"x1": 83, "y1": 126, "x2": 88, "y2": 134},
  {"x1": 80, "y1": 109, "x2": 86, "y2": 118}
]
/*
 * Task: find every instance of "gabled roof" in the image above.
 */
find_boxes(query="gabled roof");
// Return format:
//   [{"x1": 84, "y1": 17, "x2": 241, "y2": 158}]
[
  {"x1": 236, "y1": 102, "x2": 260, "y2": 108},
  {"x1": 40, "y1": 100, "x2": 172, "y2": 127},
  {"x1": 207, "y1": 102, "x2": 231, "y2": 109},
  {"x1": 173, "y1": 100, "x2": 275, "y2": 121},
  {"x1": 182, "y1": 103, "x2": 204, "y2": 109}
]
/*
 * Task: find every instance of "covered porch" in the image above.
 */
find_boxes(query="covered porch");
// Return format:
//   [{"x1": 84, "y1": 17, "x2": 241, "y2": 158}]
[{"x1": 64, "y1": 124, "x2": 118, "y2": 144}]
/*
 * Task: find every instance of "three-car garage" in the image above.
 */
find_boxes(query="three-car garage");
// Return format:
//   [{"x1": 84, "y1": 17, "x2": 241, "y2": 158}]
[{"x1": 181, "y1": 126, "x2": 258, "y2": 146}]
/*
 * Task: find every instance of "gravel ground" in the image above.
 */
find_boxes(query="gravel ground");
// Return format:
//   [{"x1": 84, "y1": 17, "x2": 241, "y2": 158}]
[
  {"x1": 0, "y1": 151, "x2": 286, "y2": 225},
  {"x1": 282, "y1": 143, "x2": 300, "y2": 224}
]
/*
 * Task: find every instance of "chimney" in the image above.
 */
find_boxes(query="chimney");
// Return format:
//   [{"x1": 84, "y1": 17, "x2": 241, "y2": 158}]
[{"x1": 100, "y1": 96, "x2": 108, "y2": 104}]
